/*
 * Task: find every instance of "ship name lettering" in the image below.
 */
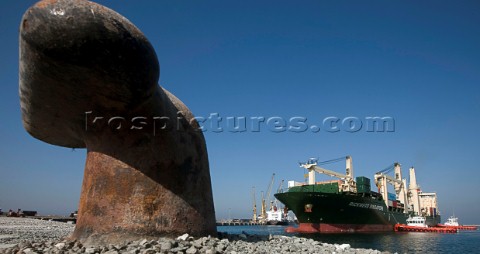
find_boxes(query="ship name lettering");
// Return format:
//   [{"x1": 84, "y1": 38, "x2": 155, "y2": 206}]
[{"x1": 348, "y1": 202, "x2": 383, "y2": 211}]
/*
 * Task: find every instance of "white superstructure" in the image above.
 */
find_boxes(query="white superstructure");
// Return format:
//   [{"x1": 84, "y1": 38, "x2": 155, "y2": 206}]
[
  {"x1": 444, "y1": 216, "x2": 459, "y2": 226},
  {"x1": 406, "y1": 216, "x2": 428, "y2": 228}
]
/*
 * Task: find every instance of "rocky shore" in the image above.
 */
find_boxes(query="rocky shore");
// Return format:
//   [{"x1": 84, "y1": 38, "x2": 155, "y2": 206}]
[{"x1": 0, "y1": 217, "x2": 392, "y2": 254}]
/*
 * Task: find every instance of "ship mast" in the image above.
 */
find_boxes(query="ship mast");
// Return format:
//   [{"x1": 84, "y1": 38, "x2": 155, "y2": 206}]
[{"x1": 408, "y1": 167, "x2": 421, "y2": 215}]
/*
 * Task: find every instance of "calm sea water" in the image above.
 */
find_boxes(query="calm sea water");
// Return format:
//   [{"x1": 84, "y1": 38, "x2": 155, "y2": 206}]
[{"x1": 217, "y1": 225, "x2": 480, "y2": 253}]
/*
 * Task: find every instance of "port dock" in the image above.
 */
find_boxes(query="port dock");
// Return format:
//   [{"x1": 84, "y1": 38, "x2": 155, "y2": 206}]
[
  {"x1": 27, "y1": 216, "x2": 76, "y2": 224},
  {"x1": 216, "y1": 221, "x2": 266, "y2": 226}
]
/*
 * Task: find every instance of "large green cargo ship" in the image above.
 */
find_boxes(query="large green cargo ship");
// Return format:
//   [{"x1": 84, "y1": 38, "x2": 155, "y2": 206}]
[{"x1": 274, "y1": 157, "x2": 441, "y2": 233}]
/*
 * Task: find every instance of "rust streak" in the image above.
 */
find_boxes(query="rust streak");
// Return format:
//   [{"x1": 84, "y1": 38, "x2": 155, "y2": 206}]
[
  {"x1": 35, "y1": 0, "x2": 58, "y2": 9},
  {"x1": 22, "y1": 19, "x2": 28, "y2": 30}
]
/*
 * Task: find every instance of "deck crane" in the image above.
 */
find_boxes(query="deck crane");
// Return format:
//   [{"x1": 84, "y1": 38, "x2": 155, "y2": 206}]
[
  {"x1": 300, "y1": 156, "x2": 356, "y2": 192},
  {"x1": 374, "y1": 162, "x2": 408, "y2": 212},
  {"x1": 252, "y1": 186, "x2": 257, "y2": 222}
]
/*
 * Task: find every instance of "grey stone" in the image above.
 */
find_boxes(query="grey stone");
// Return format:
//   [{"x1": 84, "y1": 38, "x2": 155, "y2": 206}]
[
  {"x1": 176, "y1": 234, "x2": 189, "y2": 241},
  {"x1": 103, "y1": 251, "x2": 119, "y2": 254},
  {"x1": 85, "y1": 246, "x2": 98, "y2": 253},
  {"x1": 192, "y1": 239, "x2": 203, "y2": 248},
  {"x1": 336, "y1": 243, "x2": 351, "y2": 251},
  {"x1": 215, "y1": 243, "x2": 225, "y2": 253},
  {"x1": 54, "y1": 242, "x2": 65, "y2": 249},
  {"x1": 141, "y1": 249, "x2": 156, "y2": 254},
  {"x1": 170, "y1": 246, "x2": 188, "y2": 252},
  {"x1": 185, "y1": 246, "x2": 198, "y2": 254},
  {"x1": 160, "y1": 241, "x2": 173, "y2": 251},
  {"x1": 22, "y1": 248, "x2": 34, "y2": 253}
]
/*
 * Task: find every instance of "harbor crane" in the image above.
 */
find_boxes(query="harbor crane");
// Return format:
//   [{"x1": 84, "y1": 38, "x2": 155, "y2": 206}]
[
  {"x1": 259, "y1": 173, "x2": 275, "y2": 222},
  {"x1": 276, "y1": 179, "x2": 284, "y2": 193},
  {"x1": 300, "y1": 156, "x2": 355, "y2": 192},
  {"x1": 272, "y1": 179, "x2": 284, "y2": 207},
  {"x1": 374, "y1": 163, "x2": 408, "y2": 212},
  {"x1": 252, "y1": 186, "x2": 257, "y2": 222},
  {"x1": 259, "y1": 191, "x2": 265, "y2": 221}
]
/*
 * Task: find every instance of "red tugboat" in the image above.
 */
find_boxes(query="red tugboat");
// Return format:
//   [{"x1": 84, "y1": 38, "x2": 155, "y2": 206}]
[
  {"x1": 437, "y1": 216, "x2": 478, "y2": 230},
  {"x1": 394, "y1": 216, "x2": 457, "y2": 233}
]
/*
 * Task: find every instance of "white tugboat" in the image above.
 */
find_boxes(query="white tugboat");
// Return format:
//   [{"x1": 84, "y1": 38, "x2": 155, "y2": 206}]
[
  {"x1": 444, "y1": 216, "x2": 459, "y2": 226},
  {"x1": 395, "y1": 215, "x2": 457, "y2": 233},
  {"x1": 406, "y1": 216, "x2": 428, "y2": 228},
  {"x1": 437, "y1": 215, "x2": 477, "y2": 230}
]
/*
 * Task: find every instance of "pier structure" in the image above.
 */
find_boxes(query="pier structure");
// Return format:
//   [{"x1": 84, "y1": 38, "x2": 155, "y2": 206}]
[{"x1": 216, "y1": 221, "x2": 267, "y2": 226}]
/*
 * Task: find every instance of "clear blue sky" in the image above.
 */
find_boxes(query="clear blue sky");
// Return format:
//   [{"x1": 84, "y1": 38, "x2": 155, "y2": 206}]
[{"x1": 1, "y1": 0, "x2": 479, "y2": 224}]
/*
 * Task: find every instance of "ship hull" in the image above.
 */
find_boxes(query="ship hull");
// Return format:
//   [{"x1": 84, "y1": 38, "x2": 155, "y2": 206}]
[
  {"x1": 275, "y1": 191, "x2": 440, "y2": 233},
  {"x1": 267, "y1": 220, "x2": 289, "y2": 226},
  {"x1": 286, "y1": 223, "x2": 394, "y2": 233}
]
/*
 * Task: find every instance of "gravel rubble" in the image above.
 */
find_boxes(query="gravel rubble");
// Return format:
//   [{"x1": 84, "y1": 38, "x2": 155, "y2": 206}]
[{"x1": 0, "y1": 217, "x2": 393, "y2": 254}]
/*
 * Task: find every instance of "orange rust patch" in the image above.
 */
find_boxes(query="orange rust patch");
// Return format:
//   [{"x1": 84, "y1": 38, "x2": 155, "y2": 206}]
[
  {"x1": 35, "y1": 0, "x2": 58, "y2": 9},
  {"x1": 22, "y1": 19, "x2": 28, "y2": 30}
]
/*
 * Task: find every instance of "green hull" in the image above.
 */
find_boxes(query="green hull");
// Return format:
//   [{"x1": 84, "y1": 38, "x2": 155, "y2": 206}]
[{"x1": 275, "y1": 191, "x2": 441, "y2": 232}]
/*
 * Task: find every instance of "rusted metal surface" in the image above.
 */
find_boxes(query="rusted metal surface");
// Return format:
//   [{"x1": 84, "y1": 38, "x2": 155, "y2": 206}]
[{"x1": 19, "y1": 0, "x2": 216, "y2": 244}]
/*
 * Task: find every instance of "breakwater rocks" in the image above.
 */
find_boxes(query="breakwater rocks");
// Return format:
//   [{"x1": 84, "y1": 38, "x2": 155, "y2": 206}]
[
  {"x1": 0, "y1": 218, "x2": 391, "y2": 253},
  {"x1": 0, "y1": 217, "x2": 74, "y2": 248}
]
